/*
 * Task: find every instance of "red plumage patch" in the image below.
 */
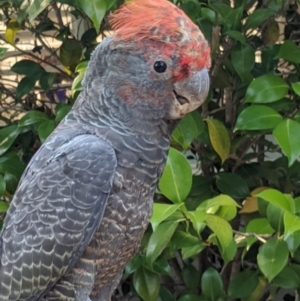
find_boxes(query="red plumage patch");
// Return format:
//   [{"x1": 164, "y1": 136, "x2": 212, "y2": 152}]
[{"x1": 109, "y1": 0, "x2": 211, "y2": 81}]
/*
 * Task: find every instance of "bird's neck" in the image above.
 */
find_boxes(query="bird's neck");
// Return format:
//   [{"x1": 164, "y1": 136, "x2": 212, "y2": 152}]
[{"x1": 73, "y1": 91, "x2": 178, "y2": 142}]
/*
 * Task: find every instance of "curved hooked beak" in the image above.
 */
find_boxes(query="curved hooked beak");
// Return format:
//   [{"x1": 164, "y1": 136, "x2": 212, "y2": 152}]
[{"x1": 167, "y1": 68, "x2": 210, "y2": 119}]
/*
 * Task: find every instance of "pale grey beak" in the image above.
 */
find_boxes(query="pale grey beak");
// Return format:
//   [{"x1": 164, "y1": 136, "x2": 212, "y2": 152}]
[{"x1": 167, "y1": 68, "x2": 210, "y2": 119}]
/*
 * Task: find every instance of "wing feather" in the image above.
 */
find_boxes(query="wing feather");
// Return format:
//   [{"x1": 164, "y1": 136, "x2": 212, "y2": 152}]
[{"x1": 0, "y1": 134, "x2": 117, "y2": 300}]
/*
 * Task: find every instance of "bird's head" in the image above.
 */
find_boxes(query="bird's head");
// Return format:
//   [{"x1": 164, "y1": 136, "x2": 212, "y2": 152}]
[{"x1": 82, "y1": 0, "x2": 210, "y2": 135}]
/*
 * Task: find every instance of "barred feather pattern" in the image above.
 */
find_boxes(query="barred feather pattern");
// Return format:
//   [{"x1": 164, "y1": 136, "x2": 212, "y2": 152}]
[{"x1": 0, "y1": 38, "x2": 172, "y2": 301}]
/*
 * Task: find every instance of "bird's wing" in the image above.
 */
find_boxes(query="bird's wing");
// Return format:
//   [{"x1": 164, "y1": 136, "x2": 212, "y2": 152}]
[{"x1": 0, "y1": 134, "x2": 117, "y2": 300}]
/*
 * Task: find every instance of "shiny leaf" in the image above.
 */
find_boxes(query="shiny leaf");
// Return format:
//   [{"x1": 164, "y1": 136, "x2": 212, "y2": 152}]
[
  {"x1": 272, "y1": 265, "x2": 300, "y2": 289},
  {"x1": 19, "y1": 111, "x2": 49, "y2": 127},
  {"x1": 284, "y1": 211, "x2": 300, "y2": 239},
  {"x1": 273, "y1": 119, "x2": 300, "y2": 167},
  {"x1": 146, "y1": 220, "x2": 178, "y2": 265},
  {"x1": 172, "y1": 111, "x2": 204, "y2": 149},
  {"x1": 232, "y1": 43, "x2": 255, "y2": 80},
  {"x1": 133, "y1": 267, "x2": 160, "y2": 301},
  {"x1": 228, "y1": 270, "x2": 259, "y2": 298},
  {"x1": 277, "y1": 40, "x2": 300, "y2": 64},
  {"x1": 0, "y1": 175, "x2": 6, "y2": 197},
  {"x1": 206, "y1": 214, "x2": 232, "y2": 251},
  {"x1": 0, "y1": 201, "x2": 8, "y2": 213},
  {"x1": 235, "y1": 105, "x2": 283, "y2": 130},
  {"x1": 59, "y1": 39, "x2": 82, "y2": 70},
  {"x1": 205, "y1": 119, "x2": 230, "y2": 163},
  {"x1": 16, "y1": 76, "x2": 38, "y2": 100},
  {"x1": 0, "y1": 48, "x2": 8, "y2": 57},
  {"x1": 150, "y1": 203, "x2": 182, "y2": 231},
  {"x1": 215, "y1": 173, "x2": 249, "y2": 198},
  {"x1": 244, "y1": 75, "x2": 288, "y2": 104},
  {"x1": 11, "y1": 59, "x2": 45, "y2": 76},
  {"x1": 76, "y1": 0, "x2": 106, "y2": 32},
  {"x1": 38, "y1": 120, "x2": 55, "y2": 143},
  {"x1": 201, "y1": 267, "x2": 223, "y2": 301},
  {"x1": 159, "y1": 148, "x2": 192, "y2": 203},
  {"x1": 256, "y1": 189, "x2": 292, "y2": 212},
  {"x1": 257, "y1": 238, "x2": 289, "y2": 281},
  {"x1": 244, "y1": 9, "x2": 274, "y2": 31},
  {"x1": 0, "y1": 125, "x2": 21, "y2": 156}
]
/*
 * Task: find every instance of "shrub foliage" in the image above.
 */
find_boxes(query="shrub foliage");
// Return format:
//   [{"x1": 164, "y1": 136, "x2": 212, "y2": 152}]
[{"x1": 1, "y1": 0, "x2": 300, "y2": 300}]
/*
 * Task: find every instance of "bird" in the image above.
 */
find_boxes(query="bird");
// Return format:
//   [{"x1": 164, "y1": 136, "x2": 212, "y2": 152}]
[{"x1": 0, "y1": 0, "x2": 210, "y2": 300}]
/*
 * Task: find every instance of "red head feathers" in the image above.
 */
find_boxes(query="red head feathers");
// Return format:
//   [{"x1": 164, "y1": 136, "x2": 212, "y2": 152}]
[{"x1": 109, "y1": 0, "x2": 211, "y2": 81}]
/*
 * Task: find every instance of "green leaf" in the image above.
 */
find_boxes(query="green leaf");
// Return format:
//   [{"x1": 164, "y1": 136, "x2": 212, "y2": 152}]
[
  {"x1": 150, "y1": 203, "x2": 182, "y2": 231},
  {"x1": 182, "y1": 264, "x2": 200, "y2": 290},
  {"x1": 172, "y1": 111, "x2": 204, "y2": 149},
  {"x1": 11, "y1": 59, "x2": 45, "y2": 76},
  {"x1": 0, "y1": 201, "x2": 9, "y2": 213},
  {"x1": 55, "y1": 105, "x2": 72, "y2": 123},
  {"x1": 16, "y1": 76, "x2": 38, "y2": 100},
  {"x1": 133, "y1": 267, "x2": 160, "y2": 301},
  {"x1": 277, "y1": 40, "x2": 300, "y2": 64},
  {"x1": 244, "y1": 75, "x2": 288, "y2": 104},
  {"x1": 76, "y1": 0, "x2": 106, "y2": 32},
  {"x1": 219, "y1": 238, "x2": 237, "y2": 263},
  {"x1": 201, "y1": 267, "x2": 223, "y2": 301},
  {"x1": 246, "y1": 218, "x2": 274, "y2": 234},
  {"x1": 232, "y1": 43, "x2": 255, "y2": 80},
  {"x1": 284, "y1": 211, "x2": 300, "y2": 238},
  {"x1": 285, "y1": 230, "x2": 300, "y2": 252},
  {"x1": 0, "y1": 174, "x2": 6, "y2": 197},
  {"x1": 0, "y1": 125, "x2": 21, "y2": 156},
  {"x1": 146, "y1": 220, "x2": 178, "y2": 265},
  {"x1": 224, "y1": 30, "x2": 245, "y2": 44},
  {"x1": 159, "y1": 148, "x2": 192, "y2": 203},
  {"x1": 39, "y1": 72, "x2": 56, "y2": 92},
  {"x1": 159, "y1": 286, "x2": 175, "y2": 301},
  {"x1": 59, "y1": 39, "x2": 82, "y2": 70},
  {"x1": 4, "y1": 172, "x2": 19, "y2": 194},
  {"x1": 0, "y1": 47, "x2": 8, "y2": 57},
  {"x1": 242, "y1": 277, "x2": 266, "y2": 301},
  {"x1": 228, "y1": 270, "x2": 259, "y2": 298},
  {"x1": 267, "y1": 204, "x2": 284, "y2": 233},
  {"x1": 19, "y1": 111, "x2": 49, "y2": 127},
  {"x1": 177, "y1": 294, "x2": 201, "y2": 301},
  {"x1": 273, "y1": 119, "x2": 300, "y2": 167},
  {"x1": 150, "y1": 257, "x2": 171, "y2": 276},
  {"x1": 244, "y1": 9, "x2": 274, "y2": 31},
  {"x1": 186, "y1": 210, "x2": 206, "y2": 234},
  {"x1": 244, "y1": 218, "x2": 274, "y2": 250},
  {"x1": 272, "y1": 265, "x2": 300, "y2": 289},
  {"x1": 257, "y1": 238, "x2": 289, "y2": 281},
  {"x1": 181, "y1": 243, "x2": 206, "y2": 260},
  {"x1": 124, "y1": 255, "x2": 143, "y2": 277},
  {"x1": 72, "y1": 72, "x2": 85, "y2": 94},
  {"x1": 38, "y1": 120, "x2": 55, "y2": 143},
  {"x1": 215, "y1": 173, "x2": 249, "y2": 198},
  {"x1": 206, "y1": 195, "x2": 240, "y2": 211},
  {"x1": 0, "y1": 156, "x2": 25, "y2": 179},
  {"x1": 256, "y1": 189, "x2": 292, "y2": 212},
  {"x1": 216, "y1": 205, "x2": 237, "y2": 221},
  {"x1": 205, "y1": 214, "x2": 232, "y2": 251},
  {"x1": 291, "y1": 82, "x2": 300, "y2": 96},
  {"x1": 235, "y1": 105, "x2": 283, "y2": 130},
  {"x1": 25, "y1": 0, "x2": 52, "y2": 22},
  {"x1": 171, "y1": 230, "x2": 200, "y2": 250},
  {"x1": 205, "y1": 119, "x2": 230, "y2": 163},
  {"x1": 104, "y1": 0, "x2": 116, "y2": 10},
  {"x1": 75, "y1": 60, "x2": 89, "y2": 73}
]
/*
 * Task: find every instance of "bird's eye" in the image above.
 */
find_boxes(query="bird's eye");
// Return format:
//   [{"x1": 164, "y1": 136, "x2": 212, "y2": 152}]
[{"x1": 154, "y1": 61, "x2": 167, "y2": 73}]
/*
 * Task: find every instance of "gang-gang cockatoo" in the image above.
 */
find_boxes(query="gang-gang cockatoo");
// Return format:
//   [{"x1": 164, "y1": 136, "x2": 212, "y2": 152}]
[{"x1": 0, "y1": 0, "x2": 210, "y2": 300}]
